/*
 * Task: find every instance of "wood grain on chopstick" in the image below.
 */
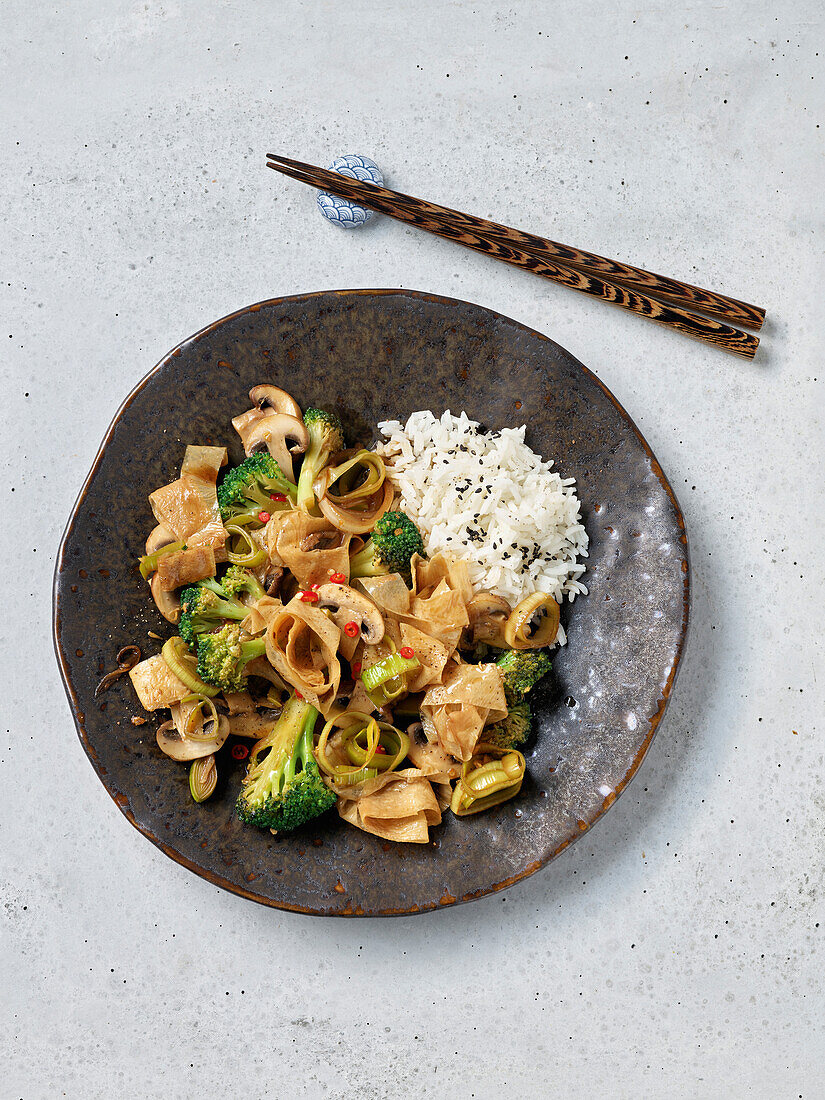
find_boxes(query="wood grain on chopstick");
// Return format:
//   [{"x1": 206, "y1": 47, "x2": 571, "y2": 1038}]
[{"x1": 266, "y1": 154, "x2": 761, "y2": 359}]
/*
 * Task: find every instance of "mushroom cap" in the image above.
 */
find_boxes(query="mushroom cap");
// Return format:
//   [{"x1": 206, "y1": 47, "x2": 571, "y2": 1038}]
[
  {"x1": 466, "y1": 591, "x2": 511, "y2": 646},
  {"x1": 145, "y1": 523, "x2": 176, "y2": 556},
  {"x1": 242, "y1": 412, "x2": 309, "y2": 483},
  {"x1": 150, "y1": 572, "x2": 181, "y2": 624},
  {"x1": 315, "y1": 582, "x2": 385, "y2": 645},
  {"x1": 231, "y1": 408, "x2": 265, "y2": 446},
  {"x1": 249, "y1": 384, "x2": 302, "y2": 419}
]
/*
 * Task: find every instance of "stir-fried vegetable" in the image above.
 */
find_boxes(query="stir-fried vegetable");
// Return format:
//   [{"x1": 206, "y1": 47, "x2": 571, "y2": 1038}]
[
  {"x1": 483, "y1": 700, "x2": 531, "y2": 751},
  {"x1": 221, "y1": 564, "x2": 266, "y2": 601},
  {"x1": 196, "y1": 624, "x2": 266, "y2": 693},
  {"x1": 316, "y1": 712, "x2": 409, "y2": 787},
  {"x1": 313, "y1": 449, "x2": 393, "y2": 534},
  {"x1": 189, "y1": 754, "x2": 218, "y2": 802},
  {"x1": 217, "y1": 453, "x2": 296, "y2": 525},
  {"x1": 160, "y1": 636, "x2": 220, "y2": 697},
  {"x1": 360, "y1": 645, "x2": 421, "y2": 707},
  {"x1": 178, "y1": 577, "x2": 251, "y2": 647},
  {"x1": 504, "y1": 592, "x2": 560, "y2": 649},
  {"x1": 296, "y1": 407, "x2": 344, "y2": 511},
  {"x1": 450, "y1": 744, "x2": 526, "y2": 816},
  {"x1": 349, "y1": 510, "x2": 425, "y2": 578},
  {"x1": 495, "y1": 648, "x2": 553, "y2": 705},
  {"x1": 236, "y1": 694, "x2": 335, "y2": 832},
  {"x1": 224, "y1": 520, "x2": 268, "y2": 567}
]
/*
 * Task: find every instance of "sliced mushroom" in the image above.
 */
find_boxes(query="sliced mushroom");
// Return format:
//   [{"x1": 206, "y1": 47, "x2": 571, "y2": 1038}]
[
  {"x1": 156, "y1": 714, "x2": 230, "y2": 762},
  {"x1": 300, "y1": 529, "x2": 347, "y2": 552},
  {"x1": 265, "y1": 565, "x2": 285, "y2": 597},
  {"x1": 315, "y1": 583, "x2": 385, "y2": 645},
  {"x1": 249, "y1": 384, "x2": 302, "y2": 419},
  {"x1": 150, "y1": 572, "x2": 181, "y2": 624},
  {"x1": 279, "y1": 573, "x2": 300, "y2": 605},
  {"x1": 243, "y1": 412, "x2": 309, "y2": 482},
  {"x1": 145, "y1": 523, "x2": 176, "y2": 556},
  {"x1": 232, "y1": 407, "x2": 266, "y2": 446},
  {"x1": 466, "y1": 591, "x2": 511, "y2": 647},
  {"x1": 407, "y1": 721, "x2": 428, "y2": 745}
]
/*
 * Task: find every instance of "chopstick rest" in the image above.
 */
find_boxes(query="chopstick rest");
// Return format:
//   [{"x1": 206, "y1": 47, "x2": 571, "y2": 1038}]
[{"x1": 317, "y1": 154, "x2": 384, "y2": 228}]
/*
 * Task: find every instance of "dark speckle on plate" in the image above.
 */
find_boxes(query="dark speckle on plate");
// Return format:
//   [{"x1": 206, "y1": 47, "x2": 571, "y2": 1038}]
[{"x1": 53, "y1": 289, "x2": 689, "y2": 917}]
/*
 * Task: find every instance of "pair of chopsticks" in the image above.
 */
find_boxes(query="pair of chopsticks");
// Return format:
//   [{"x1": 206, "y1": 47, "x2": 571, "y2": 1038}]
[{"x1": 266, "y1": 154, "x2": 765, "y2": 359}]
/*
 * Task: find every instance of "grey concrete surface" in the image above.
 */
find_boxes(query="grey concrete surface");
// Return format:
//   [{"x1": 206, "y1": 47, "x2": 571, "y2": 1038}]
[{"x1": 2, "y1": 1, "x2": 823, "y2": 1097}]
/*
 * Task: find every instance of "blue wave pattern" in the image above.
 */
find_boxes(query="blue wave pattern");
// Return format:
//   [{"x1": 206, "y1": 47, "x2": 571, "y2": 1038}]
[{"x1": 317, "y1": 154, "x2": 384, "y2": 228}]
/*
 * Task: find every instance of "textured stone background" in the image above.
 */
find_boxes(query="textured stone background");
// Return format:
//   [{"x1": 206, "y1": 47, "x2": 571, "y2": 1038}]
[{"x1": 2, "y1": 1, "x2": 822, "y2": 1096}]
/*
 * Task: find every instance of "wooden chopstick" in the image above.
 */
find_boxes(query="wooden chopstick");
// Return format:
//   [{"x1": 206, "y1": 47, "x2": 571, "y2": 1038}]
[
  {"x1": 266, "y1": 154, "x2": 762, "y2": 359},
  {"x1": 269, "y1": 154, "x2": 763, "y2": 331}
]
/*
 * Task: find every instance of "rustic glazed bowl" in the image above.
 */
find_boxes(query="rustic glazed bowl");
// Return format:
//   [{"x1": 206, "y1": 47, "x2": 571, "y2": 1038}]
[{"x1": 53, "y1": 289, "x2": 690, "y2": 916}]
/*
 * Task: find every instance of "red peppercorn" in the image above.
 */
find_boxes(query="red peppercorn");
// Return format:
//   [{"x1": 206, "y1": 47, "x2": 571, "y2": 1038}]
[
  {"x1": 343, "y1": 621, "x2": 359, "y2": 638},
  {"x1": 269, "y1": 492, "x2": 286, "y2": 502},
  {"x1": 399, "y1": 646, "x2": 415, "y2": 659},
  {"x1": 231, "y1": 744, "x2": 249, "y2": 760},
  {"x1": 258, "y1": 510, "x2": 271, "y2": 523},
  {"x1": 351, "y1": 660, "x2": 362, "y2": 675},
  {"x1": 374, "y1": 744, "x2": 388, "y2": 755},
  {"x1": 330, "y1": 571, "x2": 346, "y2": 584},
  {"x1": 299, "y1": 590, "x2": 319, "y2": 603},
  {"x1": 310, "y1": 583, "x2": 320, "y2": 591}
]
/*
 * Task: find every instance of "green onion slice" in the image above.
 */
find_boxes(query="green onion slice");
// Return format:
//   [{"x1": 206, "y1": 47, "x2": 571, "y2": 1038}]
[
  {"x1": 450, "y1": 745, "x2": 526, "y2": 817},
  {"x1": 324, "y1": 450, "x2": 386, "y2": 506},
  {"x1": 161, "y1": 636, "x2": 220, "y2": 697},
  {"x1": 344, "y1": 722, "x2": 409, "y2": 773},
  {"x1": 225, "y1": 524, "x2": 267, "y2": 567},
  {"x1": 180, "y1": 693, "x2": 222, "y2": 741},
  {"x1": 189, "y1": 754, "x2": 217, "y2": 802},
  {"x1": 360, "y1": 651, "x2": 420, "y2": 694}
]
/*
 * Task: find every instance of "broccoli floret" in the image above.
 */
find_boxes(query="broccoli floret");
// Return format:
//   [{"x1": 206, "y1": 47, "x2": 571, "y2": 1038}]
[
  {"x1": 236, "y1": 694, "x2": 336, "y2": 832},
  {"x1": 179, "y1": 577, "x2": 251, "y2": 647},
  {"x1": 483, "y1": 701, "x2": 532, "y2": 750},
  {"x1": 221, "y1": 564, "x2": 266, "y2": 602},
  {"x1": 195, "y1": 623, "x2": 266, "y2": 693},
  {"x1": 349, "y1": 511, "x2": 425, "y2": 578},
  {"x1": 296, "y1": 407, "x2": 344, "y2": 511},
  {"x1": 495, "y1": 649, "x2": 553, "y2": 705},
  {"x1": 216, "y1": 453, "x2": 297, "y2": 523}
]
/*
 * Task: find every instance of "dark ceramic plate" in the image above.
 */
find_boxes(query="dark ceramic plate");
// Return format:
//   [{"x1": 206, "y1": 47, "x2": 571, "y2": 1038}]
[{"x1": 54, "y1": 290, "x2": 689, "y2": 916}]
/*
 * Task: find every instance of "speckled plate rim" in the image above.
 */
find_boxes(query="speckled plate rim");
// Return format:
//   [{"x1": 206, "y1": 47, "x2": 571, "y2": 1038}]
[{"x1": 53, "y1": 288, "x2": 691, "y2": 916}]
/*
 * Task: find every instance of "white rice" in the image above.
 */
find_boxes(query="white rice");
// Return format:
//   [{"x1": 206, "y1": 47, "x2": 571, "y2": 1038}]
[{"x1": 377, "y1": 410, "x2": 589, "y2": 645}]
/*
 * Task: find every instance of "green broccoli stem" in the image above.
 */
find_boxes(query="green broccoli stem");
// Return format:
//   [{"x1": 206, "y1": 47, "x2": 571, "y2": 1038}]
[
  {"x1": 250, "y1": 697, "x2": 318, "y2": 800},
  {"x1": 239, "y1": 636, "x2": 267, "y2": 667},
  {"x1": 246, "y1": 478, "x2": 298, "y2": 509},
  {"x1": 244, "y1": 575, "x2": 266, "y2": 601},
  {"x1": 213, "y1": 599, "x2": 250, "y2": 622},
  {"x1": 348, "y1": 538, "x2": 379, "y2": 577},
  {"x1": 296, "y1": 458, "x2": 319, "y2": 511}
]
